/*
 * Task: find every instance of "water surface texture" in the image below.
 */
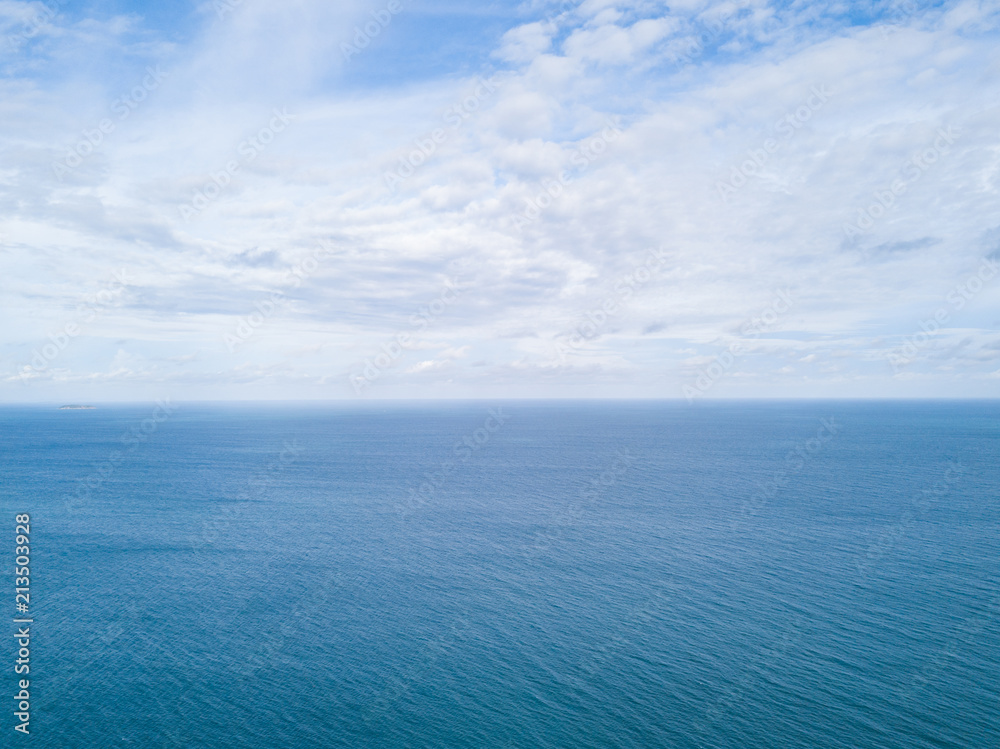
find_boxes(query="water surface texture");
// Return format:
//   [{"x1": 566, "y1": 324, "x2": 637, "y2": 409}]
[{"x1": 1, "y1": 401, "x2": 997, "y2": 748}]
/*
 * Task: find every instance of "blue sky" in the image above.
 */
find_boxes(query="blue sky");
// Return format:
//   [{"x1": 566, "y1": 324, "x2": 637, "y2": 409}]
[{"x1": 2, "y1": 0, "x2": 999, "y2": 401}]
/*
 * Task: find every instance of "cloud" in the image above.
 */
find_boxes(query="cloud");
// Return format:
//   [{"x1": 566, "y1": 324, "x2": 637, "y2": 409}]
[
  {"x1": 495, "y1": 20, "x2": 555, "y2": 63},
  {"x1": 2, "y1": 0, "x2": 1000, "y2": 400},
  {"x1": 563, "y1": 17, "x2": 676, "y2": 65}
]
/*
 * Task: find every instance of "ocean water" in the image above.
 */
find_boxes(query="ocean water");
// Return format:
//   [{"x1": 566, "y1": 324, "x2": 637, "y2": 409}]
[{"x1": 1, "y1": 401, "x2": 998, "y2": 748}]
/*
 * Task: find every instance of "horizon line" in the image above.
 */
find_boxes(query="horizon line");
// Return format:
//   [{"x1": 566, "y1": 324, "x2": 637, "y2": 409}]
[{"x1": 2, "y1": 396, "x2": 999, "y2": 406}]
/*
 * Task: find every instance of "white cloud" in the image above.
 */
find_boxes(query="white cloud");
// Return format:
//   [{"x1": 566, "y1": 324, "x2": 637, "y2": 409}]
[
  {"x1": 2, "y1": 0, "x2": 1000, "y2": 400},
  {"x1": 495, "y1": 20, "x2": 555, "y2": 63},
  {"x1": 563, "y1": 17, "x2": 676, "y2": 65}
]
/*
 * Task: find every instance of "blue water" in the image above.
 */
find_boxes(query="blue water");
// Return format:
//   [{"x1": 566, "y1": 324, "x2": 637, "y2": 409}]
[{"x1": 1, "y1": 401, "x2": 998, "y2": 748}]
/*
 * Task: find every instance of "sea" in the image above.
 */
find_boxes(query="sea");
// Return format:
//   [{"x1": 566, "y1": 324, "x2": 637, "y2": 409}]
[{"x1": 0, "y1": 400, "x2": 997, "y2": 748}]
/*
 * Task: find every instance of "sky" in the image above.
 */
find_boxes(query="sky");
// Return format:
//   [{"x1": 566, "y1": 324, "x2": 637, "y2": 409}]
[{"x1": 1, "y1": 0, "x2": 999, "y2": 402}]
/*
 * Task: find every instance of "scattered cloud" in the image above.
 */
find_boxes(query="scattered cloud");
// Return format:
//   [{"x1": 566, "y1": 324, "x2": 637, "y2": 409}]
[{"x1": 2, "y1": 0, "x2": 1000, "y2": 400}]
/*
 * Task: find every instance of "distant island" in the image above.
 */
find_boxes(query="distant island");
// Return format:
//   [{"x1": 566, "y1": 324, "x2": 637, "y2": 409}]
[{"x1": 58, "y1": 405, "x2": 96, "y2": 410}]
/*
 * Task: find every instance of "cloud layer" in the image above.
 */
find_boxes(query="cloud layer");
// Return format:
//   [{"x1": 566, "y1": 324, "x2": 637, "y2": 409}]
[{"x1": 3, "y1": 0, "x2": 1000, "y2": 401}]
